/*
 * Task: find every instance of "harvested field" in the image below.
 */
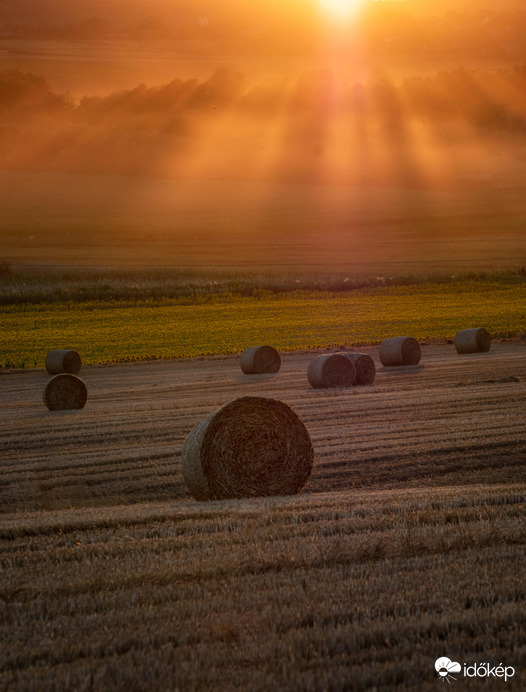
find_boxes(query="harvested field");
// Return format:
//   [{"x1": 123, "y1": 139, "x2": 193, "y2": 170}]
[
  {"x1": 2, "y1": 341, "x2": 525, "y2": 511},
  {"x1": 1, "y1": 341, "x2": 525, "y2": 690}
]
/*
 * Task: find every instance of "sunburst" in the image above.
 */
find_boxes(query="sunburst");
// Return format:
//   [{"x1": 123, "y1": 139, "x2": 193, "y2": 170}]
[{"x1": 318, "y1": 0, "x2": 362, "y2": 19}]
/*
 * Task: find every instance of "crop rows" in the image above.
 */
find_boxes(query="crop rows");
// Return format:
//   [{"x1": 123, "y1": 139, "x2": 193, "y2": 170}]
[
  {"x1": 1, "y1": 488, "x2": 525, "y2": 690},
  {"x1": 2, "y1": 343, "x2": 525, "y2": 512},
  {"x1": 2, "y1": 342, "x2": 525, "y2": 689}
]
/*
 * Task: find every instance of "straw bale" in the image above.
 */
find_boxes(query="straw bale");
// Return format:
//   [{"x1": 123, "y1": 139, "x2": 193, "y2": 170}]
[
  {"x1": 45, "y1": 349, "x2": 81, "y2": 375},
  {"x1": 347, "y1": 353, "x2": 376, "y2": 385},
  {"x1": 182, "y1": 396, "x2": 313, "y2": 501},
  {"x1": 379, "y1": 337, "x2": 421, "y2": 367},
  {"x1": 455, "y1": 328, "x2": 491, "y2": 354},
  {"x1": 43, "y1": 374, "x2": 87, "y2": 411},
  {"x1": 240, "y1": 346, "x2": 281, "y2": 374},
  {"x1": 307, "y1": 353, "x2": 355, "y2": 389}
]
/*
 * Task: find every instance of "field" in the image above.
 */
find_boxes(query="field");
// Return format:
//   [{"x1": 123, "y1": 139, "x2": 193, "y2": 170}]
[
  {"x1": 2, "y1": 342, "x2": 525, "y2": 689},
  {"x1": 2, "y1": 28, "x2": 526, "y2": 691},
  {"x1": 2, "y1": 170, "x2": 526, "y2": 271},
  {"x1": 1, "y1": 278, "x2": 525, "y2": 369},
  {"x1": 2, "y1": 125, "x2": 526, "y2": 692}
]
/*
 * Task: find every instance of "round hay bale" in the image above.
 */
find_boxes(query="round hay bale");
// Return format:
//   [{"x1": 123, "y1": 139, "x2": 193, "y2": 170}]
[
  {"x1": 379, "y1": 337, "x2": 421, "y2": 367},
  {"x1": 240, "y1": 345, "x2": 281, "y2": 374},
  {"x1": 455, "y1": 328, "x2": 491, "y2": 354},
  {"x1": 307, "y1": 353, "x2": 356, "y2": 389},
  {"x1": 347, "y1": 353, "x2": 376, "y2": 385},
  {"x1": 45, "y1": 349, "x2": 81, "y2": 375},
  {"x1": 182, "y1": 396, "x2": 314, "y2": 501},
  {"x1": 43, "y1": 374, "x2": 88, "y2": 411}
]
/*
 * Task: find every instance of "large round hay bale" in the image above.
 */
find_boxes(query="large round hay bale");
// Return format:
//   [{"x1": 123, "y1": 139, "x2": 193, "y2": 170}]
[
  {"x1": 182, "y1": 396, "x2": 314, "y2": 501},
  {"x1": 454, "y1": 328, "x2": 491, "y2": 354},
  {"x1": 379, "y1": 337, "x2": 421, "y2": 367},
  {"x1": 45, "y1": 349, "x2": 81, "y2": 375},
  {"x1": 240, "y1": 345, "x2": 281, "y2": 374},
  {"x1": 347, "y1": 353, "x2": 376, "y2": 385},
  {"x1": 307, "y1": 353, "x2": 356, "y2": 389},
  {"x1": 43, "y1": 374, "x2": 87, "y2": 411}
]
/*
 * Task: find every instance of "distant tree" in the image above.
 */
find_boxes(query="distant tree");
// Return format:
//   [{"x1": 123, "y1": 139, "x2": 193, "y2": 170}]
[{"x1": 0, "y1": 69, "x2": 51, "y2": 109}]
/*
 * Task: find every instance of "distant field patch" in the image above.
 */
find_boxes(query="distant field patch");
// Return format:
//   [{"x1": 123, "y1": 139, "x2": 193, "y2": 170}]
[{"x1": 1, "y1": 281, "x2": 524, "y2": 369}]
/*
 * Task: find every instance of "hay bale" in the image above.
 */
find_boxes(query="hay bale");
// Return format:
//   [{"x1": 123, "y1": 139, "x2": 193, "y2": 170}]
[
  {"x1": 182, "y1": 396, "x2": 313, "y2": 501},
  {"x1": 240, "y1": 345, "x2": 281, "y2": 374},
  {"x1": 307, "y1": 353, "x2": 356, "y2": 389},
  {"x1": 45, "y1": 349, "x2": 81, "y2": 375},
  {"x1": 43, "y1": 374, "x2": 87, "y2": 411},
  {"x1": 347, "y1": 353, "x2": 376, "y2": 385},
  {"x1": 379, "y1": 337, "x2": 421, "y2": 367},
  {"x1": 455, "y1": 328, "x2": 491, "y2": 354}
]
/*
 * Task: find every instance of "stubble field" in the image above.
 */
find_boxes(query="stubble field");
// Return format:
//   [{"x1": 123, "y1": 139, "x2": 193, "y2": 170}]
[{"x1": 1, "y1": 342, "x2": 525, "y2": 690}]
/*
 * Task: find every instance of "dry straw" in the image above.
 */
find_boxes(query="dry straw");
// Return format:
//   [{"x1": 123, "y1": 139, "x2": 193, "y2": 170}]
[
  {"x1": 347, "y1": 353, "x2": 376, "y2": 385},
  {"x1": 379, "y1": 337, "x2": 421, "y2": 367},
  {"x1": 181, "y1": 396, "x2": 314, "y2": 501},
  {"x1": 307, "y1": 353, "x2": 356, "y2": 389},
  {"x1": 240, "y1": 345, "x2": 281, "y2": 374},
  {"x1": 45, "y1": 349, "x2": 82, "y2": 375},
  {"x1": 455, "y1": 328, "x2": 491, "y2": 354},
  {"x1": 43, "y1": 374, "x2": 88, "y2": 411}
]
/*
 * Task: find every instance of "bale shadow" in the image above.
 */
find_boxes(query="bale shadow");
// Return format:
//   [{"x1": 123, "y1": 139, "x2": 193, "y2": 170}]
[
  {"x1": 235, "y1": 374, "x2": 281, "y2": 384},
  {"x1": 378, "y1": 365, "x2": 426, "y2": 375}
]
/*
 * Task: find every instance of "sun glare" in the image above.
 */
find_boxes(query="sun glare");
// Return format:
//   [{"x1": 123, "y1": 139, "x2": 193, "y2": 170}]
[{"x1": 319, "y1": 0, "x2": 362, "y2": 19}]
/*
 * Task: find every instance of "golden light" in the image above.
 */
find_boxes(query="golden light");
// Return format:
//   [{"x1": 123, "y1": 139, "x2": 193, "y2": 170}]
[{"x1": 318, "y1": 0, "x2": 362, "y2": 19}]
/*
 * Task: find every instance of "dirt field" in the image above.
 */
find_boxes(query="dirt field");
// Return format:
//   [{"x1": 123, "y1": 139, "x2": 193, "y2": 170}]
[{"x1": 1, "y1": 342, "x2": 525, "y2": 690}]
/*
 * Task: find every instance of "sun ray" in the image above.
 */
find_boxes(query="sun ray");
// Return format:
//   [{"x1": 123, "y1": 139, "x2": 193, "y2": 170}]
[{"x1": 319, "y1": 0, "x2": 362, "y2": 19}]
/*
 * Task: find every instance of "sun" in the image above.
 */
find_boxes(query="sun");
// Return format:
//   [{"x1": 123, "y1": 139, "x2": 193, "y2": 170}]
[{"x1": 318, "y1": 0, "x2": 362, "y2": 19}]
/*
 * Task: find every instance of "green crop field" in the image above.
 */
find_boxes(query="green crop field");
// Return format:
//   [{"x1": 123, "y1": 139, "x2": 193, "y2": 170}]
[{"x1": 1, "y1": 279, "x2": 524, "y2": 369}]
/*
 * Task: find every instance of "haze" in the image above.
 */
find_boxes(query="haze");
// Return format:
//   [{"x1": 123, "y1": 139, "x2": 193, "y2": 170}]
[{"x1": 1, "y1": 0, "x2": 526, "y2": 269}]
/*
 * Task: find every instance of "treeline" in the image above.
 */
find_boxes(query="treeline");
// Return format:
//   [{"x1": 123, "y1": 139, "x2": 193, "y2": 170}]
[{"x1": 1, "y1": 65, "x2": 525, "y2": 179}]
